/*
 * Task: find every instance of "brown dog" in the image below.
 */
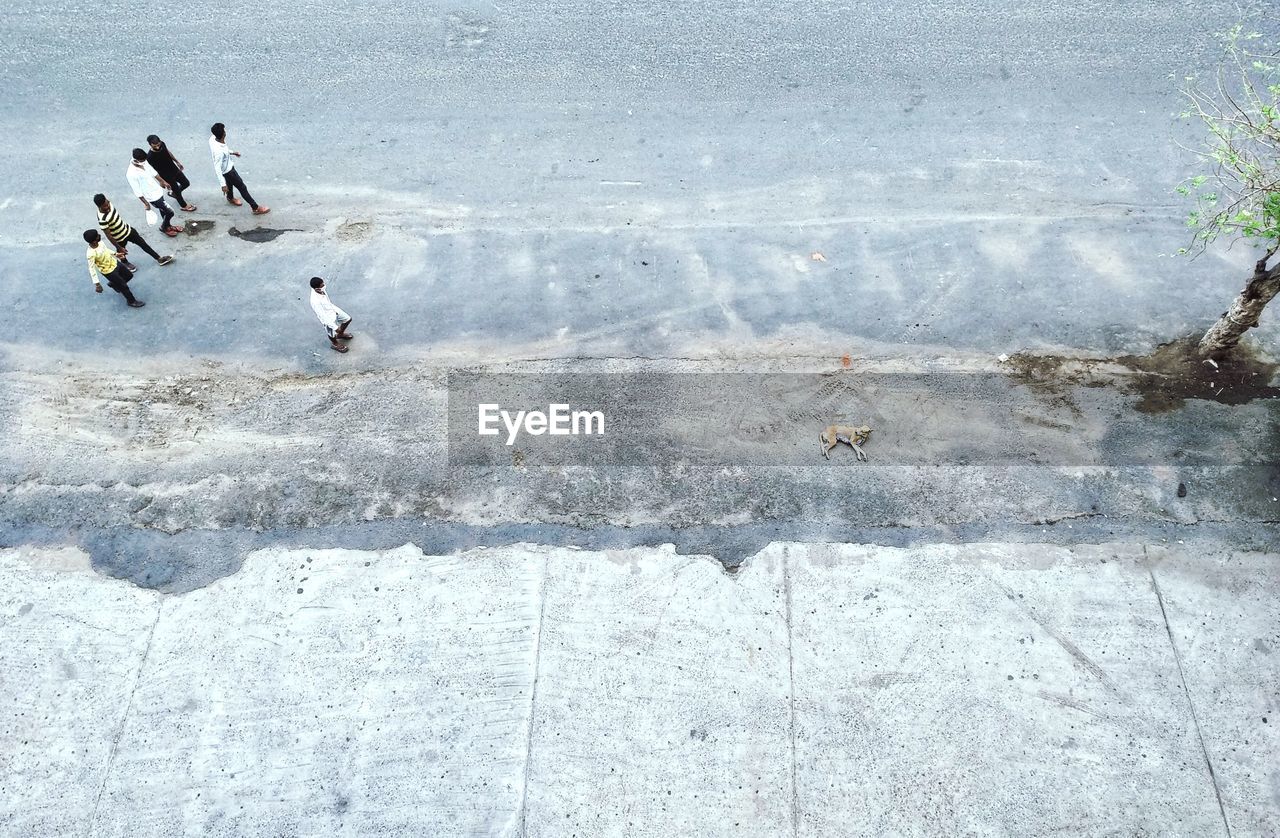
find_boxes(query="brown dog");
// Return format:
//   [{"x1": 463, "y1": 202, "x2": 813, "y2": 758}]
[{"x1": 820, "y1": 424, "x2": 873, "y2": 461}]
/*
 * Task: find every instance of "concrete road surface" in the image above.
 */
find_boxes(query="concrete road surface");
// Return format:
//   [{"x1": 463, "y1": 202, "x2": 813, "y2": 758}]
[{"x1": 1, "y1": 0, "x2": 1278, "y2": 835}]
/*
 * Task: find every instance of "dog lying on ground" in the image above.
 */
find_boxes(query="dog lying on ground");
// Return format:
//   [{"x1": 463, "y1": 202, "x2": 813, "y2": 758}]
[{"x1": 820, "y1": 424, "x2": 873, "y2": 461}]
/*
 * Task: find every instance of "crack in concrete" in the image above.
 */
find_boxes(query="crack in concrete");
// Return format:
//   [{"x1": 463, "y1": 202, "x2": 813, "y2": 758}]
[
  {"x1": 783, "y1": 549, "x2": 800, "y2": 838},
  {"x1": 980, "y1": 569, "x2": 1120, "y2": 695},
  {"x1": 1027, "y1": 511, "x2": 1108, "y2": 526},
  {"x1": 1145, "y1": 549, "x2": 1232, "y2": 838}
]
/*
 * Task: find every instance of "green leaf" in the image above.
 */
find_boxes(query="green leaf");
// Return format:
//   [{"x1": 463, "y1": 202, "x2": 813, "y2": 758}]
[{"x1": 1174, "y1": 30, "x2": 1280, "y2": 259}]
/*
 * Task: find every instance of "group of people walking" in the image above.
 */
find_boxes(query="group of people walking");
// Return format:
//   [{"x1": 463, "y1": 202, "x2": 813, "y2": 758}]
[
  {"x1": 83, "y1": 123, "x2": 270, "y2": 308},
  {"x1": 81, "y1": 123, "x2": 354, "y2": 352}
]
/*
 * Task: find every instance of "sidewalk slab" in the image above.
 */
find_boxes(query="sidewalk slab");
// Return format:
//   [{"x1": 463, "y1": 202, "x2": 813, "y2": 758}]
[
  {"x1": 524, "y1": 549, "x2": 792, "y2": 837},
  {"x1": 779, "y1": 542, "x2": 1225, "y2": 836},
  {"x1": 87, "y1": 546, "x2": 542, "y2": 838},
  {"x1": 1151, "y1": 548, "x2": 1280, "y2": 837},
  {"x1": 1, "y1": 542, "x2": 1275, "y2": 836},
  {"x1": 0, "y1": 547, "x2": 159, "y2": 837}
]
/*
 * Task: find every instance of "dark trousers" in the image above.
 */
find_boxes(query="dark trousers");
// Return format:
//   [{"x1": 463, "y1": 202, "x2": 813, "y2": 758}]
[
  {"x1": 110, "y1": 228, "x2": 162, "y2": 262},
  {"x1": 164, "y1": 170, "x2": 191, "y2": 206},
  {"x1": 223, "y1": 167, "x2": 258, "y2": 210},
  {"x1": 104, "y1": 265, "x2": 137, "y2": 304},
  {"x1": 151, "y1": 196, "x2": 175, "y2": 230}
]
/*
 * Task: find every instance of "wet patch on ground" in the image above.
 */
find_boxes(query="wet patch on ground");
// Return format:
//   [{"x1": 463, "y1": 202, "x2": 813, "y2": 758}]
[
  {"x1": 229, "y1": 226, "x2": 302, "y2": 243},
  {"x1": 182, "y1": 219, "x2": 216, "y2": 236},
  {"x1": 7, "y1": 514, "x2": 1279, "y2": 593},
  {"x1": 1117, "y1": 337, "x2": 1280, "y2": 413},
  {"x1": 1008, "y1": 335, "x2": 1280, "y2": 415}
]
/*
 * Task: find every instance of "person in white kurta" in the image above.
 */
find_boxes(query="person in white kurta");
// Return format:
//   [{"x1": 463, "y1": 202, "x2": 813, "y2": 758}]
[
  {"x1": 309, "y1": 276, "x2": 354, "y2": 352},
  {"x1": 127, "y1": 149, "x2": 180, "y2": 236},
  {"x1": 210, "y1": 122, "x2": 270, "y2": 215}
]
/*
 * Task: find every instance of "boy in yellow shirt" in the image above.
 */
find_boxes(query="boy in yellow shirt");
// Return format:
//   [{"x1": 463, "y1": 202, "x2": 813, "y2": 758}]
[{"x1": 84, "y1": 230, "x2": 145, "y2": 308}]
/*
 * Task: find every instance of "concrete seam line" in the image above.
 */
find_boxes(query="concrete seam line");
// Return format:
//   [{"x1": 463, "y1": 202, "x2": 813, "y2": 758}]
[
  {"x1": 784, "y1": 548, "x2": 799, "y2": 838},
  {"x1": 517, "y1": 553, "x2": 550, "y2": 838},
  {"x1": 1144, "y1": 547, "x2": 1232, "y2": 838},
  {"x1": 83, "y1": 598, "x2": 165, "y2": 838}
]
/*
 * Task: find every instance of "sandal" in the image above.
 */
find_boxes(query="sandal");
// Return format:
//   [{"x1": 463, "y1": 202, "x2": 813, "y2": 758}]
[{"x1": 329, "y1": 342, "x2": 349, "y2": 353}]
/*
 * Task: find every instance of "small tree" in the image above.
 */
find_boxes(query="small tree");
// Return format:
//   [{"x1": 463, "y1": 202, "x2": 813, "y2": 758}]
[{"x1": 1178, "y1": 27, "x2": 1280, "y2": 356}]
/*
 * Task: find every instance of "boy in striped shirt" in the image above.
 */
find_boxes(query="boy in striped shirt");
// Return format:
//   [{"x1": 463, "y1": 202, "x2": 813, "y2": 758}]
[
  {"x1": 84, "y1": 230, "x2": 145, "y2": 308},
  {"x1": 94, "y1": 194, "x2": 174, "y2": 271}
]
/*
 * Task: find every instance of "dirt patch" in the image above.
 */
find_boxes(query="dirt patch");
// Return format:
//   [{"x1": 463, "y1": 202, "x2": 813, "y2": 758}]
[
  {"x1": 336, "y1": 220, "x2": 373, "y2": 241},
  {"x1": 1116, "y1": 336, "x2": 1280, "y2": 414},
  {"x1": 229, "y1": 226, "x2": 301, "y2": 243},
  {"x1": 182, "y1": 219, "x2": 216, "y2": 236},
  {"x1": 1007, "y1": 336, "x2": 1280, "y2": 415},
  {"x1": 1003, "y1": 354, "x2": 1107, "y2": 417}
]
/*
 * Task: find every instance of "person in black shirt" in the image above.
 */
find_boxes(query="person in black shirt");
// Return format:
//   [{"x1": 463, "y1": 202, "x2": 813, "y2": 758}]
[{"x1": 146, "y1": 134, "x2": 197, "y2": 211}]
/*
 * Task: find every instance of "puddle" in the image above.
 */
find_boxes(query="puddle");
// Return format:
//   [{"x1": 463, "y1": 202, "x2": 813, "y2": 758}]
[
  {"x1": 229, "y1": 226, "x2": 301, "y2": 243},
  {"x1": 1116, "y1": 337, "x2": 1280, "y2": 414}
]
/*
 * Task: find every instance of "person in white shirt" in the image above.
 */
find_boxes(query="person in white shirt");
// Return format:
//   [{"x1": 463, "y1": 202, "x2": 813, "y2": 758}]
[
  {"x1": 309, "y1": 276, "x2": 354, "y2": 353},
  {"x1": 127, "y1": 149, "x2": 181, "y2": 237},
  {"x1": 210, "y1": 122, "x2": 270, "y2": 215}
]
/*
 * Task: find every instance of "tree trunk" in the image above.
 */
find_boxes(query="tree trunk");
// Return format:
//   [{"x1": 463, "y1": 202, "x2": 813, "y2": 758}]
[{"x1": 1198, "y1": 256, "x2": 1280, "y2": 356}]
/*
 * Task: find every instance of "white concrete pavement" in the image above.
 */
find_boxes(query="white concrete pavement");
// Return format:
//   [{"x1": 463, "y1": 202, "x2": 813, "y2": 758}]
[{"x1": 2, "y1": 542, "x2": 1275, "y2": 837}]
